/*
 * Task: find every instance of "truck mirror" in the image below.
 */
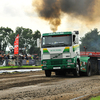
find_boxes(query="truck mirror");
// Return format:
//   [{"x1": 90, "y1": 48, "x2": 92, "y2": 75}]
[
  {"x1": 74, "y1": 31, "x2": 79, "y2": 34},
  {"x1": 37, "y1": 38, "x2": 40, "y2": 47}
]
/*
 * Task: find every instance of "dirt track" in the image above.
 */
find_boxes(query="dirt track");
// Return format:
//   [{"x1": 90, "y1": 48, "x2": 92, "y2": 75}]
[{"x1": 0, "y1": 70, "x2": 100, "y2": 100}]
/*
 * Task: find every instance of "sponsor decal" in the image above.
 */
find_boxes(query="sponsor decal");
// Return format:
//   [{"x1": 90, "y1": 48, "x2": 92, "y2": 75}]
[
  {"x1": 43, "y1": 48, "x2": 49, "y2": 54},
  {"x1": 50, "y1": 49, "x2": 61, "y2": 52},
  {"x1": 73, "y1": 45, "x2": 79, "y2": 51},
  {"x1": 63, "y1": 47, "x2": 70, "y2": 53}
]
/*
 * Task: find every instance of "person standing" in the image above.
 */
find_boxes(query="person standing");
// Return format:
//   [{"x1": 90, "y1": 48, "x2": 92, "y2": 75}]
[
  {"x1": 0, "y1": 53, "x2": 2, "y2": 65},
  {"x1": 5, "y1": 55, "x2": 8, "y2": 66},
  {"x1": 7, "y1": 54, "x2": 10, "y2": 59},
  {"x1": 12, "y1": 55, "x2": 15, "y2": 66},
  {"x1": 18, "y1": 55, "x2": 22, "y2": 66}
]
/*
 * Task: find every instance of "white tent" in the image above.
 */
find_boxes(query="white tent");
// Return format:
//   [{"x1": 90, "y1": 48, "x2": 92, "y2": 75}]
[
  {"x1": 6, "y1": 43, "x2": 14, "y2": 51},
  {"x1": 6, "y1": 45, "x2": 10, "y2": 51}
]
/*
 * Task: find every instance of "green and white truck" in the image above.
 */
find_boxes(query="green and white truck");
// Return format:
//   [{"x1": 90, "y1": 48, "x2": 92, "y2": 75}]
[{"x1": 37, "y1": 31, "x2": 99, "y2": 77}]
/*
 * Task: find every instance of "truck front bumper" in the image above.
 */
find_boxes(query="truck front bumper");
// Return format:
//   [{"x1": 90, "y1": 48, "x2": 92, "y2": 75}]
[{"x1": 42, "y1": 63, "x2": 75, "y2": 70}]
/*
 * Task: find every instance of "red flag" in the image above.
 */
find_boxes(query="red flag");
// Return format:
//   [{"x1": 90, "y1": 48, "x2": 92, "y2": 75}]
[{"x1": 14, "y1": 34, "x2": 19, "y2": 54}]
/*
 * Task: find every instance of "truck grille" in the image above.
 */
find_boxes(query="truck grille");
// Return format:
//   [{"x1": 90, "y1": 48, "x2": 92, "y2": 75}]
[{"x1": 51, "y1": 60, "x2": 62, "y2": 65}]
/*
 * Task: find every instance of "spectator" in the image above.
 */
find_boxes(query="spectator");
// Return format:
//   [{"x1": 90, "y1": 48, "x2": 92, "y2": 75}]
[
  {"x1": 22, "y1": 55, "x2": 24, "y2": 60},
  {"x1": 31, "y1": 55, "x2": 33, "y2": 60},
  {"x1": 7, "y1": 54, "x2": 10, "y2": 59},
  {"x1": 0, "y1": 54, "x2": 2, "y2": 65},
  {"x1": 25, "y1": 54, "x2": 28, "y2": 60},
  {"x1": 12, "y1": 55, "x2": 15, "y2": 60},
  {"x1": 28, "y1": 55, "x2": 32, "y2": 60},
  {"x1": 2, "y1": 54, "x2": 5, "y2": 62},
  {"x1": 12, "y1": 55, "x2": 15, "y2": 66},
  {"x1": 15, "y1": 55, "x2": 17, "y2": 66},
  {"x1": 18, "y1": 55, "x2": 22, "y2": 66},
  {"x1": 4, "y1": 55, "x2": 8, "y2": 66}
]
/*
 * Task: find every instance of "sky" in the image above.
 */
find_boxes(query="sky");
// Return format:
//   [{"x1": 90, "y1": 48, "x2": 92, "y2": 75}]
[
  {"x1": 0, "y1": 0, "x2": 51, "y2": 34},
  {"x1": 0, "y1": 0, "x2": 100, "y2": 38}
]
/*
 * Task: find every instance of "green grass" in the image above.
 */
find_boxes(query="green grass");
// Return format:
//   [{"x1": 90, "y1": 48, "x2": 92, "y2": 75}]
[
  {"x1": 90, "y1": 96, "x2": 100, "y2": 100},
  {"x1": 0, "y1": 65, "x2": 41, "y2": 69}
]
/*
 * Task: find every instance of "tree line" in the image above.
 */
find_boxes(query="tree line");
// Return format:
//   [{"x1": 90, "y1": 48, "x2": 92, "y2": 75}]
[
  {"x1": 80, "y1": 28, "x2": 100, "y2": 52},
  {"x1": 0, "y1": 26, "x2": 99, "y2": 56},
  {"x1": 0, "y1": 26, "x2": 41, "y2": 56}
]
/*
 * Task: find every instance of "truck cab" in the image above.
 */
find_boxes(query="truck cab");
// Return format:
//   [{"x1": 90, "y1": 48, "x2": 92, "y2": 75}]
[{"x1": 38, "y1": 31, "x2": 81, "y2": 77}]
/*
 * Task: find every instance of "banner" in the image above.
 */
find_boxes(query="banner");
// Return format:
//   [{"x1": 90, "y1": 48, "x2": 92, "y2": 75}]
[{"x1": 14, "y1": 34, "x2": 19, "y2": 54}]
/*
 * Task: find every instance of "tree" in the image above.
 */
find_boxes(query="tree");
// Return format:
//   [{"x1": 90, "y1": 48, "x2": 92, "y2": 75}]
[
  {"x1": 33, "y1": 30, "x2": 41, "y2": 39},
  {"x1": 8, "y1": 33, "x2": 17, "y2": 47},
  {"x1": 80, "y1": 28, "x2": 100, "y2": 52},
  {"x1": 14, "y1": 27, "x2": 33, "y2": 54},
  {"x1": 0, "y1": 27, "x2": 14, "y2": 51},
  {"x1": 15, "y1": 27, "x2": 41, "y2": 55},
  {"x1": 29, "y1": 30, "x2": 41, "y2": 55},
  {"x1": 0, "y1": 26, "x2": 41, "y2": 56}
]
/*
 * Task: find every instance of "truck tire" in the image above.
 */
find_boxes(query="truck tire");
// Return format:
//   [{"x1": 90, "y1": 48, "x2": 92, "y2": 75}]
[
  {"x1": 45, "y1": 70, "x2": 51, "y2": 77},
  {"x1": 85, "y1": 61, "x2": 91, "y2": 76},
  {"x1": 73, "y1": 61, "x2": 79, "y2": 77}
]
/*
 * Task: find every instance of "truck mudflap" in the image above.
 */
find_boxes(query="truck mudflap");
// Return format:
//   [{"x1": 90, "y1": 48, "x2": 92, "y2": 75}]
[
  {"x1": 80, "y1": 59, "x2": 91, "y2": 76},
  {"x1": 80, "y1": 57, "x2": 89, "y2": 71}
]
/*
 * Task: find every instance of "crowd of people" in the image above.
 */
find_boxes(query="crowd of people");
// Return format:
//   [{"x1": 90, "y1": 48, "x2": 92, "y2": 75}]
[
  {"x1": 0, "y1": 54, "x2": 34, "y2": 60},
  {"x1": 0, "y1": 53, "x2": 39, "y2": 66},
  {"x1": 0, "y1": 53, "x2": 10, "y2": 65}
]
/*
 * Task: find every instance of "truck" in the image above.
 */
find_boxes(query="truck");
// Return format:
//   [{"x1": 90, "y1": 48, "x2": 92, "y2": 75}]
[{"x1": 37, "y1": 31, "x2": 100, "y2": 77}]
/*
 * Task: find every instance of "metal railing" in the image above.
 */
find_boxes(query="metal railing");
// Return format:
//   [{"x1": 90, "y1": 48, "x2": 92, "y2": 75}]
[{"x1": 0, "y1": 59, "x2": 41, "y2": 66}]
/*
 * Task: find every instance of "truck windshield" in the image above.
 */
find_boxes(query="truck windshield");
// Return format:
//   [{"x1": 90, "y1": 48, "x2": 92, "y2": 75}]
[{"x1": 42, "y1": 34, "x2": 72, "y2": 48}]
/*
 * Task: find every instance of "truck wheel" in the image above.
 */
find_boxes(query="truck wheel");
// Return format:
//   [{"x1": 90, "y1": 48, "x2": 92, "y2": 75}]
[
  {"x1": 45, "y1": 70, "x2": 51, "y2": 77},
  {"x1": 74, "y1": 62, "x2": 79, "y2": 77},
  {"x1": 85, "y1": 61, "x2": 91, "y2": 76}
]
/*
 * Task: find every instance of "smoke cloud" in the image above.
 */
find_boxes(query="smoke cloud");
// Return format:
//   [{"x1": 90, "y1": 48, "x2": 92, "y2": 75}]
[{"x1": 33, "y1": 0, "x2": 100, "y2": 32}]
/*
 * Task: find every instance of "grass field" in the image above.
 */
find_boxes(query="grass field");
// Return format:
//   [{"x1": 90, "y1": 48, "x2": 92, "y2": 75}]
[
  {"x1": 0, "y1": 65, "x2": 41, "y2": 69},
  {"x1": 90, "y1": 96, "x2": 100, "y2": 100}
]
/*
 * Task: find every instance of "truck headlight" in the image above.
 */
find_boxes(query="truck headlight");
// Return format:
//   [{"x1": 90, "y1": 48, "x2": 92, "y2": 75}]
[
  {"x1": 67, "y1": 59, "x2": 72, "y2": 63},
  {"x1": 43, "y1": 61, "x2": 47, "y2": 66}
]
